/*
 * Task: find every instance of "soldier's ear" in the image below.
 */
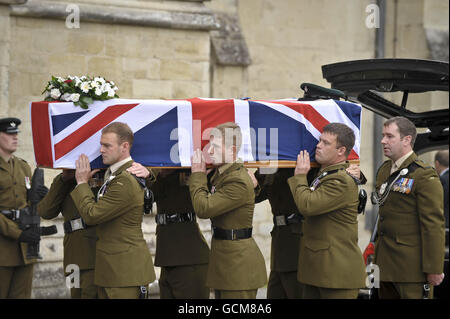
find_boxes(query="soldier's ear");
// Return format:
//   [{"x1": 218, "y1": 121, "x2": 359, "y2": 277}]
[
  {"x1": 121, "y1": 141, "x2": 130, "y2": 152},
  {"x1": 337, "y1": 145, "x2": 346, "y2": 157},
  {"x1": 402, "y1": 135, "x2": 412, "y2": 147}
]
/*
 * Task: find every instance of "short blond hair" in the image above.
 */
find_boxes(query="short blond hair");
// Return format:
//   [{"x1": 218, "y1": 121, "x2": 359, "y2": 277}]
[
  {"x1": 211, "y1": 122, "x2": 242, "y2": 152},
  {"x1": 102, "y1": 122, "x2": 134, "y2": 148}
]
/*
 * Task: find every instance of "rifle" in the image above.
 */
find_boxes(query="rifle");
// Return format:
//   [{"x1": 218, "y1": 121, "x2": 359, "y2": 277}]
[{"x1": 20, "y1": 168, "x2": 57, "y2": 259}]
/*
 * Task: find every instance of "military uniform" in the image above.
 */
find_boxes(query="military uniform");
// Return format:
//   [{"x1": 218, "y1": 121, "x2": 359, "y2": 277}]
[
  {"x1": 255, "y1": 168, "x2": 306, "y2": 299},
  {"x1": 152, "y1": 169, "x2": 210, "y2": 299},
  {"x1": 37, "y1": 173, "x2": 97, "y2": 299},
  {"x1": 374, "y1": 152, "x2": 445, "y2": 299},
  {"x1": 70, "y1": 159, "x2": 156, "y2": 299},
  {"x1": 0, "y1": 155, "x2": 35, "y2": 298},
  {"x1": 0, "y1": 118, "x2": 37, "y2": 299},
  {"x1": 189, "y1": 161, "x2": 267, "y2": 299},
  {"x1": 288, "y1": 162, "x2": 366, "y2": 299}
]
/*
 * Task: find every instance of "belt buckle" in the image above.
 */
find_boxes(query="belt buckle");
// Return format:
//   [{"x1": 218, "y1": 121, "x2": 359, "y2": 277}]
[
  {"x1": 70, "y1": 218, "x2": 83, "y2": 231},
  {"x1": 275, "y1": 215, "x2": 287, "y2": 226},
  {"x1": 167, "y1": 213, "x2": 177, "y2": 223},
  {"x1": 156, "y1": 214, "x2": 166, "y2": 225},
  {"x1": 231, "y1": 229, "x2": 237, "y2": 240}
]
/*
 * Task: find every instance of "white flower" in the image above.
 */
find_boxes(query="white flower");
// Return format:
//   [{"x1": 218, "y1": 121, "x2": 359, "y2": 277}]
[
  {"x1": 95, "y1": 87, "x2": 102, "y2": 96},
  {"x1": 80, "y1": 82, "x2": 90, "y2": 93},
  {"x1": 90, "y1": 81, "x2": 99, "y2": 89},
  {"x1": 94, "y1": 77, "x2": 106, "y2": 85},
  {"x1": 70, "y1": 93, "x2": 80, "y2": 102},
  {"x1": 74, "y1": 76, "x2": 82, "y2": 87},
  {"x1": 56, "y1": 77, "x2": 64, "y2": 83},
  {"x1": 50, "y1": 88, "x2": 61, "y2": 99},
  {"x1": 106, "y1": 88, "x2": 115, "y2": 98},
  {"x1": 61, "y1": 93, "x2": 71, "y2": 101}
]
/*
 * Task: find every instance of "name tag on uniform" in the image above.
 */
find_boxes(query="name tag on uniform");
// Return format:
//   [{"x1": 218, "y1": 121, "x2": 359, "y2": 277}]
[{"x1": 392, "y1": 178, "x2": 414, "y2": 194}]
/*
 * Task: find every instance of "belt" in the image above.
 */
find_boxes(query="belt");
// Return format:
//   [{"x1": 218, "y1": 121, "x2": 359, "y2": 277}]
[
  {"x1": 273, "y1": 213, "x2": 303, "y2": 226},
  {"x1": 1, "y1": 208, "x2": 30, "y2": 221},
  {"x1": 155, "y1": 212, "x2": 196, "y2": 225},
  {"x1": 212, "y1": 226, "x2": 252, "y2": 241},
  {"x1": 63, "y1": 217, "x2": 87, "y2": 234}
]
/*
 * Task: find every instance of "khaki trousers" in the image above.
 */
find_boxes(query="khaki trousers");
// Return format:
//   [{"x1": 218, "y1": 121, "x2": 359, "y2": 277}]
[
  {"x1": 302, "y1": 283, "x2": 359, "y2": 299},
  {"x1": 379, "y1": 281, "x2": 434, "y2": 299},
  {"x1": 159, "y1": 264, "x2": 209, "y2": 299},
  {"x1": 70, "y1": 269, "x2": 98, "y2": 299},
  {"x1": 267, "y1": 270, "x2": 303, "y2": 299},
  {"x1": 0, "y1": 264, "x2": 34, "y2": 299},
  {"x1": 98, "y1": 286, "x2": 145, "y2": 299},
  {"x1": 214, "y1": 289, "x2": 257, "y2": 299}
]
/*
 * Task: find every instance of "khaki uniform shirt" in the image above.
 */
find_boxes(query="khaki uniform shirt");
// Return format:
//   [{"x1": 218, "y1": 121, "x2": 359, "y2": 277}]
[
  {"x1": 288, "y1": 162, "x2": 366, "y2": 289},
  {"x1": 374, "y1": 152, "x2": 445, "y2": 282},
  {"x1": 71, "y1": 160, "x2": 156, "y2": 287},
  {"x1": 189, "y1": 162, "x2": 267, "y2": 290},
  {"x1": 0, "y1": 156, "x2": 34, "y2": 266},
  {"x1": 38, "y1": 174, "x2": 96, "y2": 274}
]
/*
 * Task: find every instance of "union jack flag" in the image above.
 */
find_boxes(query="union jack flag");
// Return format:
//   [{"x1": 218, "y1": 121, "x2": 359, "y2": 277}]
[{"x1": 30, "y1": 98, "x2": 362, "y2": 168}]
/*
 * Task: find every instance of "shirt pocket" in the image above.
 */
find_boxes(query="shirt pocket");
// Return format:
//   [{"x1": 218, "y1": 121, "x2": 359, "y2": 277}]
[
  {"x1": 395, "y1": 234, "x2": 420, "y2": 247},
  {"x1": 97, "y1": 242, "x2": 131, "y2": 255},
  {"x1": 305, "y1": 238, "x2": 330, "y2": 252}
]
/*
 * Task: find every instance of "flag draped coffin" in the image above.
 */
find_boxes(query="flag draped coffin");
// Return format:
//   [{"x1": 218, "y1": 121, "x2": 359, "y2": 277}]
[{"x1": 30, "y1": 98, "x2": 362, "y2": 168}]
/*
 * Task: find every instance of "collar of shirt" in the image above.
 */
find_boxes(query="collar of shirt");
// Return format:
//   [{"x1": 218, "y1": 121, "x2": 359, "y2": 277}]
[
  {"x1": 217, "y1": 158, "x2": 243, "y2": 175},
  {"x1": 391, "y1": 150, "x2": 414, "y2": 172},
  {"x1": 108, "y1": 156, "x2": 133, "y2": 175},
  {"x1": 318, "y1": 161, "x2": 347, "y2": 175},
  {"x1": 441, "y1": 167, "x2": 449, "y2": 177}
]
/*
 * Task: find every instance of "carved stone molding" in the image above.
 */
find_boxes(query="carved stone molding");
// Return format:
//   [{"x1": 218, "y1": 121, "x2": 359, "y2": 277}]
[{"x1": 9, "y1": 0, "x2": 219, "y2": 31}]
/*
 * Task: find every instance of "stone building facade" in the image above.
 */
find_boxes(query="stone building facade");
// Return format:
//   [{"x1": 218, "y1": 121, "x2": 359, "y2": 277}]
[{"x1": 0, "y1": 0, "x2": 447, "y2": 298}]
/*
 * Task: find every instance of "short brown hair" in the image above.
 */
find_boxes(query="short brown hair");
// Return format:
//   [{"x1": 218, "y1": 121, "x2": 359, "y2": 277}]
[
  {"x1": 102, "y1": 122, "x2": 134, "y2": 148},
  {"x1": 322, "y1": 123, "x2": 355, "y2": 157},
  {"x1": 211, "y1": 122, "x2": 242, "y2": 152},
  {"x1": 435, "y1": 149, "x2": 449, "y2": 167},
  {"x1": 384, "y1": 116, "x2": 417, "y2": 147}
]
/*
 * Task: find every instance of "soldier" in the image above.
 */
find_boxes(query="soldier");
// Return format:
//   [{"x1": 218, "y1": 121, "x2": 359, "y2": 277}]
[
  {"x1": 37, "y1": 168, "x2": 98, "y2": 299},
  {"x1": 0, "y1": 117, "x2": 39, "y2": 298},
  {"x1": 71, "y1": 122, "x2": 156, "y2": 299},
  {"x1": 253, "y1": 164, "x2": 365, "y2": 299},
  {"x1": 189, "y1": 122, "x2": 267, "y2": 299},
  {"x1": 126, "y1": 165, "x2": 210, "y2": 299},
  {"x1": 287, "y1": 122, "x2": 366, "y2": 299},
  {"x1": 374, "y1": 116, "x2": 445, "y2": 299}
]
